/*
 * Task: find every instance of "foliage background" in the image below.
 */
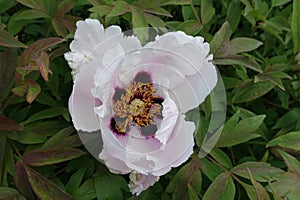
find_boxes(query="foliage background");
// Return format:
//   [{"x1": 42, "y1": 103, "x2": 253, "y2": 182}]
[{"x1": 0, "y1": 0, "x2": 300, "y2": 199}]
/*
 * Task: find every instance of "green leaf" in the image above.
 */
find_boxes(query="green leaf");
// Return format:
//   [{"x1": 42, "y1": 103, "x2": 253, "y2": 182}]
[
  {"x1": 217, "y1": 114, "x2": 265, "y2": 147},
  {"x1": 272, "y1": 0, "x2": 291, "y2": 7},
  {"x1": 144, "y1": 13, "x2": 167, "y2": 32},
  {"x1": 14, "y1": 9, "x2": 49, "y2": 20},
  {"x1": 94, "y1": 173, "x2": 128, "y2": 200},
  {"x1": 24, "y1": 107, "x2": 65, "y2": 124},
  {"x1": 232, "y1": 79, "x2": 276, "y2": 103},
  {"x1": 0, "y1": 187, "x2": 19, "y2": 200},
  {"x1": 271, "y1": 150, "x2": 300, "y2": 198},
  {"x1": 247, "y1": 168, "x2": 271, "y2": 200},
  {"x1": 161, "y1": 0, "x2": 190, "y2": 6},
  {"x1": 0, "y1": 136, "x2": 6, "y2": 183},
  {"x1": 107, "y1": 1, "x2": 131, "y2": 17},
  {"x1": 25, "y1": 165, "x2": 74, "y2": 200},
  {"x1": 167, "y1": 157, "x2": 202, "y2": 200},
  {"x1": 0, "y1": 116, "x2": 24, "y2": 131},
  {"x1": 0, "y1": 30, "x2": 27, "y2": 48},
  {"x1": 210, "y1": 22, "x2": 232, "y2": 54},
  {"x1": 267, "y1": 131, "x2": 300, "y2": 151},
  {"x1": 201, "y1": 0, "x2": 215, "y2": 25},
  {"x1": 42, "y1": 126, "x2": 76, "y2": 148},
  {"x1": 74, "y1": 178, "x2": 96, "y2": 200},
  {"x1": 175, "y1": 20, "x2": 202, "y2": 35},
  {"x1": 198, "y1": 157, "x2": 224, "y2": 181},
  {"x1": 272, "y1": 108, "x2": 300, "y2": 130},
  {"x1": 214, "y1": 55, "x2": 262, "y2": 73},
  {"x1": 131, "y1": 7, "x2": 148, "y2": 44},
  {"x1": 226, "y1": 0, "x2": 241, "y2": 32},
  {"x1": 202, "y1": 172, "x2": 235, "y2": 200},
  {"x1": 0, "y1": 47, "x2": 18, "y2": 102},
  {"x1": 209, "y1": 148, "x2": 233, "y2": 169},
  {"x1": 232, "y1": 162, "x2": 284, "y2": 182},
  {"x1": 22, "y1": 147, "x2": 86, "y2": 166},
  {"x1": 66, "y1": 167, "x2": 87, "y2": 195},
  {"x1": 291, "y1": 0, "x2": 300, "y2": 53},
  {"x1": 220, "y1": 38, "x2": 263, "y2": 55}
]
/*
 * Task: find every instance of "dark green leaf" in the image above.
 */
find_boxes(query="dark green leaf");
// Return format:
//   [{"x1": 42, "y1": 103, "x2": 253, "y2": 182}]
[
  {"x1": 24, "y1": 107, "x2": 65, "y2": 124},
  {"x1": 0, "y1": 48, "x2": 18, "y2": 101},
  {"x1": 0, "y1": 187, "x2": 19, "y2": 200},
  {"x1": 94, "y1": 173, "x2": 128, "y2": 200},
  {"x1": 226, "y1": 0, "x2": 241, "y2": 32},
  {"x1": 22, "y1": 147, "x2": 86, "y2": 166},
  {"x1": 272, "y1": 0, "x2": 291, "y2": 7},
  {"x1": 74, "y1": 178, "x2": 96, "y2": 200}
]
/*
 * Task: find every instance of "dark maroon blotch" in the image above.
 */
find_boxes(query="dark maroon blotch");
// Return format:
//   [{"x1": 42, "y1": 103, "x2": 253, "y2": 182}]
[
  {"x1": 113, "y1": 88, "x2": 126, "y2": 101},
  {"x1": 140, "y1": 123, "x2": 158, "y2": 136},
  {"x1": 134, "y1": 71, "x2": 151, "y2": 83}
]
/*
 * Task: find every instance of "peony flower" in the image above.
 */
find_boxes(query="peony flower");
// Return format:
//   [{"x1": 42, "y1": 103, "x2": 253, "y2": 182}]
[{"x1": 65, "y1": 19, "x2": 217, "y2": 195}]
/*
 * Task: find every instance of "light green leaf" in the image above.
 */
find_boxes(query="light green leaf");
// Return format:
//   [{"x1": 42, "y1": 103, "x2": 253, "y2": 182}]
[
  {"x1": 0, "y1": 30, "x2": 27, "y2": 48},
  {"x1": 202, "y1": 172, "x2": 235, "y2": 200},
  {"x1": 131, "y1": 7, "x2": 148, "y2": 44},
  {"x1": 175, "y1": 20, "x2": 202, "y2": 35},
  {"x1": 201, "y1": 0, "x2": 215, "y2": 25},
  {"x1": 232, "y1": 79, "x2": 276, "y2": 103},
  {"x1": 272, "y1": 0, "x2": 291, "y2": 7},
  {"x1": 232, "y1": 162, "x2": 284, "y2": 182},
  {"x1": 107, "y1": 1, "x2": 130, "y2": 17},
  {"x1": 210, "y1": 22, "x2": 232, "y2": 54},
  {"x1": 266, "y1": 131, "x2": 300, "y2": 151},
  {"x1": 161, "y1": 0, "x2": 190, "y2": 6},
  {"x1": 291, "y1": 0, "x2": 300, "y2": 52},
  {"x1": 14, "y1": 9, "x2": 49, "y2": 20}
]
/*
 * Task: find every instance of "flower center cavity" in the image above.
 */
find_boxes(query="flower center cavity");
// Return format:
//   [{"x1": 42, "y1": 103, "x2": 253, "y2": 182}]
[{"x1": 110, "y1": 72, "x2": 164, "y2": 136}]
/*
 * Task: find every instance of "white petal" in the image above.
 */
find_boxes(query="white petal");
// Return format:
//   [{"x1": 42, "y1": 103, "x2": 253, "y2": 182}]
[
  {"x1": 65, "y1": 19, "x2": 141, "y2": 75},
  {"x1": 148, "y1": 115, "x2": 195, "y2": 176},
  {"x1": 69, "y1": 61, "x2": 101, "y2": 132},
  {"x1": 170, "y1": 62, "x2": 218, "y2": 113},
  {"x1": 99, "y1": 148, "x2": 131, "y2": 174},
  {"x1": 129, "y1": 172, "x2": 159, "y2": 195},
  {"x1": 155, "y1": 91, "x2": 178, "y2": 145},
  {"x1": 145, "y1": 31, "x2": 211, "y2": 76},
  {"x1": 66, "y1": 19, "x2": 141, "y2": 132}
]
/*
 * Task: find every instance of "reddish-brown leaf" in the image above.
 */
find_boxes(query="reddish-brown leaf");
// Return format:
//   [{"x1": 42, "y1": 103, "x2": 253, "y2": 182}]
[
  {"x1": 0, "y1": 116, "x2": 24, "y2": 131},
  {"x1": 14, "y1": 161, "x2": 35, "y2": 200},
  {"x1": 19, "y1": 37, "x2": 65, "y2": 66},
  {"x1": 24, "y1": 165, "x2": 75, "y2": 200},
  {"x1": 22, "y1": 147, "x2": 86, "y2": 166},
  {"x1": 26, "y1": 81, "x2": 41, "y2": 104}
]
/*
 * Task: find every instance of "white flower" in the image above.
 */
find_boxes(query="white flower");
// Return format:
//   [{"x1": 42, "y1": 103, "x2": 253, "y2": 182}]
[{"x1": 65, "y1": 19, "x2": 217, "y2": 195}]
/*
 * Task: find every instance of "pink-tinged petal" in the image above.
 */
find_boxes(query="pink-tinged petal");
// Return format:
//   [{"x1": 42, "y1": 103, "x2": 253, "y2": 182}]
[
  {"x1": 69, "y1": 61, "x2": 101, "y2": 132},
  {"x1": 99, "y1": 148, "x2": 131, "y2": 174},
  {"x1": 148, "y1": 115, "x2": 195, "y2": 176},
  {"x1": 66, "y1": 19, "x2": 141, "y2": 132},
  {"x1": 64, "y1": 19, "x2": 141, "y2": 75},
  {"x1": 145, "y1": 31, "x2": 211, "y2": 76},
  {"x1": 155, "y1": 91, "x2": 178, "y2": 145},
  {"x1": 129, "y1": 172, "x2": 159, "y2": 195},
  {"x1": 171, "y1": 62, "x2": 218, "y2": 113}
]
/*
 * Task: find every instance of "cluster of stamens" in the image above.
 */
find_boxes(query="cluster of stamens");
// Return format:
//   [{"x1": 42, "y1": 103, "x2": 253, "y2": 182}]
[{"x1": 111, "y1": 73, "x2": 163, "y2": 136}]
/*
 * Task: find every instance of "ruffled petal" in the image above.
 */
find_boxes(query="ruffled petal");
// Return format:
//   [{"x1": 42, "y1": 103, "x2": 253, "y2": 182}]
[
  {"x1": 170, "y1": 62, "x2": 217, "y2": 113},
  {"x1": 129, "y1": 172, "x2": 159, "y2": 195},
  {"x1": 69, "y1": 61, "x2": 101, "y2": 132},
  {"x1": 66, "y1": 19, "x2": 141, "y2": 132}
]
